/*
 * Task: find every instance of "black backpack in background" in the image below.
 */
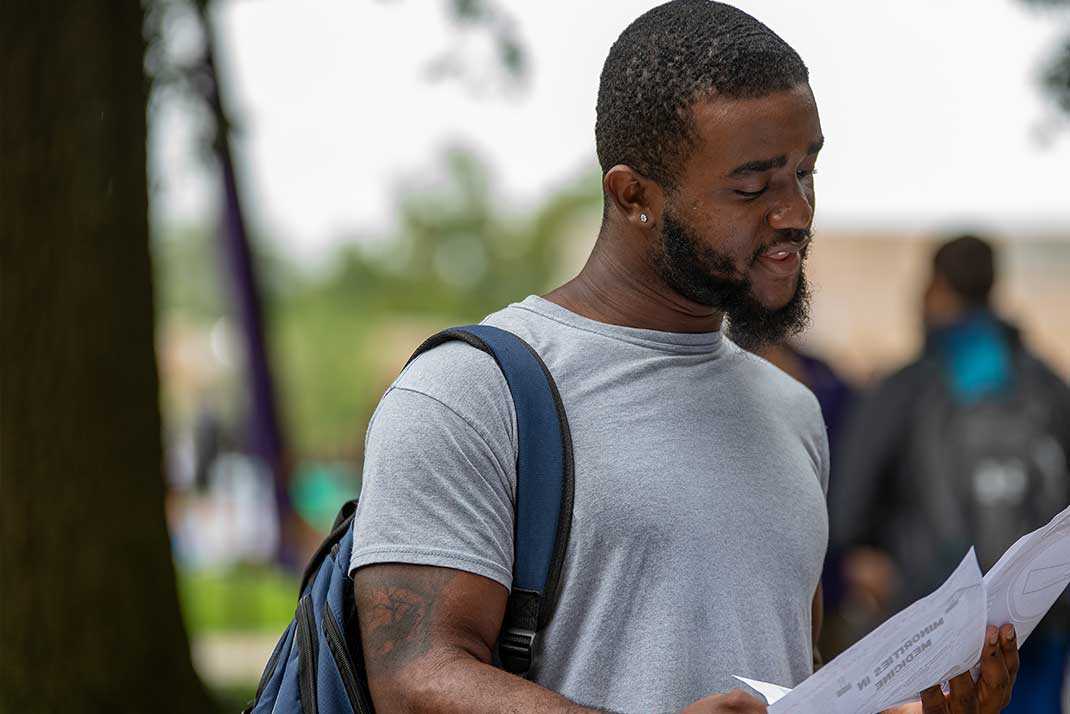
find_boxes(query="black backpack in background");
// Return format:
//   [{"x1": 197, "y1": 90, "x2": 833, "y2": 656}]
[{"x1": 908, "y1": 351, "x2": 1070, "y2": 578}]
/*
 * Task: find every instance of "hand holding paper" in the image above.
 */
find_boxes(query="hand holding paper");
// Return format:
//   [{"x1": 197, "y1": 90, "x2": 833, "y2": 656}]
[{"x1": 735, "y1": 501, "x2": 1070, "y2": 714}]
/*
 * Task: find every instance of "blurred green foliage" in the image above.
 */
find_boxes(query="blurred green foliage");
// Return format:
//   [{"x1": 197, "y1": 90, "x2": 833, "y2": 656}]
[
  {"x1": 270, "y1": 149, "x2": 601, "y2": 455},
  {"x1": 155, "y1": 147, "x2": 602, "y2": 459},
  {"x1": 433, "y1": 0, "x2": 528, "y2": 86},
  {"x1": 178, "y1": 564, "x2": 297, "y2": 633},
  {"x1": 1018, "y1": 0, "x2": 1070, "y2": 118},
  {"x1": 269, "y1": 148, "x2": 603, "y2": 456},
  {"x1": 154, "y1": 225, "x2": 226, "y2": 321},
  {"x1": 213, "y1": 684, "x2": 259, "y2": 713}
]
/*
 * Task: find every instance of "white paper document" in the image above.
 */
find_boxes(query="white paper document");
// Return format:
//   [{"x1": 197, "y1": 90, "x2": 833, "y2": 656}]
[
  {"x1": 765, "y1": 550, "x2": 985, "y2": 714},
  {"x1": 983, "y1": 504, "x2": 1070, "y2": 646},
  {"x1": 733, "y1": 675, "x2": 792, "y2": 705},
  {"x1": 735, "y1": 502, "x2": 1070, "y2": 713}
]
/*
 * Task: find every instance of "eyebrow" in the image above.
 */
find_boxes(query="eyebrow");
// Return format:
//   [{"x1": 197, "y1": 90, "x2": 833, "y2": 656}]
[{"x1": 728, "y1": 137, "x2": 825, "y2": 177}]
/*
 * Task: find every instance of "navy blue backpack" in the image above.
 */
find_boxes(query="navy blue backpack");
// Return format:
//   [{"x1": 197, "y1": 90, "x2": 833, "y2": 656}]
[{"x1": 244, "y1": 325, "x2": 575, "y2": 713}]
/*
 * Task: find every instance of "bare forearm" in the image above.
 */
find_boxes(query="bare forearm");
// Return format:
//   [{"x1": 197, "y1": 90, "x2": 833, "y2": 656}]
[
  {"x1": 356, "y1": 564, "x2": 617, "y2": 714},
  {"x1": 373, "y1": 650, "x2": 610, "y2": 714}
]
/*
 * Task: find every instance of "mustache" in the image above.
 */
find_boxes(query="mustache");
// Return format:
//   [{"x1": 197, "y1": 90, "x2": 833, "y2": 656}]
[{"x1": 751, "y1": 228, "x2": 814, "y2": 262}]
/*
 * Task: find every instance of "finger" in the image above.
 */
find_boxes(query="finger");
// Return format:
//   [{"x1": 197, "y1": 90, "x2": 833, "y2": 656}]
[
  {"x1": 921, "y1": 683, "x2": 950, "y2": 714},
  {"x1": 998, "y1": 624, "x2": 1019, "y2": 683},
  {"x1": 722, "y1": 689, "x2": 767, "y2": 713},
  {"x1": 978, "y1": 626, "x2": 1010, "y2": 711},
  {"x1": 948, "y1": 672, "x2": 978, "y2": 714}
]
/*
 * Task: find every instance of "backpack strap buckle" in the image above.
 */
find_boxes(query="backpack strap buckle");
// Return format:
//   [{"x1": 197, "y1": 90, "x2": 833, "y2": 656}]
[{"x1": 498, "y1": 626, "x2": 537, "y2": 676}]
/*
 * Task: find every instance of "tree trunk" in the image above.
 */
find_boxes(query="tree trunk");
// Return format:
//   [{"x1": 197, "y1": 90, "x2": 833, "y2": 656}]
[{"x1": 1, "y1": 5, "x2": 216, "y2": 712}]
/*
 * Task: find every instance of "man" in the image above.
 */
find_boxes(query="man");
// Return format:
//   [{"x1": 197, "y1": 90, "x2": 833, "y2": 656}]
[
  {"x1": 833, "y1": 234, "x2": 1070, "y2": 713},
  {"x1": 350, "y1": 4, "x2": 1018, "y2": 712}
]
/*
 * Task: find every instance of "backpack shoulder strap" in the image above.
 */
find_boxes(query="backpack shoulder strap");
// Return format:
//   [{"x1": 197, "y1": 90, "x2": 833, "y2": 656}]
[{"x1": 407, "y1": 324, "x2": 574, "y2": 676}]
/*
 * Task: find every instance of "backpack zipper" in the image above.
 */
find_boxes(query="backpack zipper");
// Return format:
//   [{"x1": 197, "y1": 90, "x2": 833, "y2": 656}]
[
  {"x1": 323, "y1": 605, "x2": 372, "y2": 714},
  {"x1": 297, "y1": 594, "x2": 319, "y2": 713}
]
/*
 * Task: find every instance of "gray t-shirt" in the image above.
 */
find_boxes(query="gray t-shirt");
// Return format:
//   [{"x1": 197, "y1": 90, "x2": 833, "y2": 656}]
[{"x1": 350, "y1": 296, "x2": 829, "y2": 713}]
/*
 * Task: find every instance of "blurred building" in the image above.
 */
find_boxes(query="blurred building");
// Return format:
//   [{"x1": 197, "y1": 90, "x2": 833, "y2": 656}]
[{"x1": 802, "y1": 231, "x2": 1070, "y2": 385}]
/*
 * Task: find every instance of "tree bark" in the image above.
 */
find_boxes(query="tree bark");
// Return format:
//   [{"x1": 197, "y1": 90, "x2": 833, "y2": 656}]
[{"x1": 1, "y1": 5, "x2": 216, "y2": 712}]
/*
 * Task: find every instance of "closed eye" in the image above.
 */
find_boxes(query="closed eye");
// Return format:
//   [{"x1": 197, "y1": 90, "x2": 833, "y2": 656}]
[
  {"x1": 734, "y1": 188, "x2": 766, "y2": 199},
  {"x1": 797, "y1": 168, "x2": 818, "y2": 179}
]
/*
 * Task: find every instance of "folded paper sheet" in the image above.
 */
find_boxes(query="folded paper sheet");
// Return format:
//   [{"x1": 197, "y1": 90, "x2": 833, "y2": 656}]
[
  {"x1": 732, "y1": 676, "x2": 792, "y2": 705},
  {"x1": 735, "y1": 502, "x2": 1070, "y2": 713},
  {"x1": 765, "y1": 551, "x2": 985, "y2": 714},
  {"x1": 983, "y1": 503, "x2": 1070, "y2": 646}
]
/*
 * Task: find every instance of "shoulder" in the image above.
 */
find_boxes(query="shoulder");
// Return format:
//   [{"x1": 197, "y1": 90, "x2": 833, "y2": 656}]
[
  {"x1": 388, "y1": 338, "x2": 517, "y2": 453},
  {"x1": 1014, "y1": 351, "x2": 1070, "y2": 435},
  {"x1": 880, "y1": 356, "x2": 936, "y2": 390},
  {"x1": 855, "y1": 356, "x2": 938, "y2": 416},
  {"x1": 396, "y1": 338, "x2": 508, "y2": 397},
  {"x1": 389, "y1": 300, "x2": 566, "y2": 451},
  {"x1": 726, "y1": 340, "x2": 823, "y2": 416},
  {"x1": 1017, "y1": 349, "x2": 1070, "y2": 394},
  {"x1": 724, "y1": 341, "x2": 830, "y2": 488}
]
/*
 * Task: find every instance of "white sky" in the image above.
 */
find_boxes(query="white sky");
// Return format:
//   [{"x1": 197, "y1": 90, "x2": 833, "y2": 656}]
[{"x1": 150, "y1": 0, "x2": 1070, "y2": 265}]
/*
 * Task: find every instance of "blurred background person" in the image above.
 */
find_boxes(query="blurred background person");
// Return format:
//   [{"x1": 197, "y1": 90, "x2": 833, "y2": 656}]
[{"x1": 830, "y1": 233, "x2": 1070, "y2": 713}]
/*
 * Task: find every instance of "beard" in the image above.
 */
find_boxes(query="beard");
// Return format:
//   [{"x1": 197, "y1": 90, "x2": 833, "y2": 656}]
[{"x1": 653, "y1": 209, "x2": 812, "y2": 350}]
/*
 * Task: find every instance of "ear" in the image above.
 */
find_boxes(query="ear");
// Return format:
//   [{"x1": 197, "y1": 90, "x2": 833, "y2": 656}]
[{"x1": 603, "y1": 164, "x2": 666, "y2": 229}]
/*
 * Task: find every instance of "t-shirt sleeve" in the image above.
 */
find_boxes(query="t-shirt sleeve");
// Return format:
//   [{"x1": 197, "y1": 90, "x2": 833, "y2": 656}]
[{"x1": 348, "y1": 342, "x2": 519, "y2": 591}]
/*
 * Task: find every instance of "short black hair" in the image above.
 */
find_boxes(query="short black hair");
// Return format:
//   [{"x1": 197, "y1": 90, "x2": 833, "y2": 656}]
[
  {"x1": 596, "y1": 0, "x2": 809, "y2": 192},
  {"x1": 932, "y1": 234, "x2": 997, "y2": 306}
]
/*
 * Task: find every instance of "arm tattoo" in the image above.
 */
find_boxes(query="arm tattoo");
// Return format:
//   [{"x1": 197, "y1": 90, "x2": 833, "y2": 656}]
[{"x1": 356, "y1": 567, "x2": 457, "y2": 673}]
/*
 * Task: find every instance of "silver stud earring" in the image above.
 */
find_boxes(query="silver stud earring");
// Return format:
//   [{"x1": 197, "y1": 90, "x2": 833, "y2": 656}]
[{"x1": 640, "y1": 213, "x2": 649, "y2": 223}]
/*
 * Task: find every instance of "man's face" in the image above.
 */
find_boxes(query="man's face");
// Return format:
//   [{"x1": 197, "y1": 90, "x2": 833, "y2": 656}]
[{"x1": 651, "y1": 83, "x2": 823, "y2": 348}]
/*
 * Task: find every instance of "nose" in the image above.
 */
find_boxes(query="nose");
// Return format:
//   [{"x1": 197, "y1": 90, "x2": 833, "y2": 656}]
[{"x1": 767, "y1": 181, "x2": 813, "y2": 231}]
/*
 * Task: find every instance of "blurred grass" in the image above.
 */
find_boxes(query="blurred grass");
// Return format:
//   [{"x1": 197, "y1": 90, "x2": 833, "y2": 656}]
[
  {"x1": 179, "y1": 566, "x2": 297, "y2": 711},
  {"x1": 213, "y1": 683, "x2": 257, "y2": 713},
  {"x1": 178, "y1": 564, "x2": 298, "y2": 634}
]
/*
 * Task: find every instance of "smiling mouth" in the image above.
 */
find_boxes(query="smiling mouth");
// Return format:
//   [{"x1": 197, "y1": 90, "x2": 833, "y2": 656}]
[
  {"x1": 754, "y1": 236, "x2": 811, "y2": 277},
  {"x1": 761, "y1": 235, "x2": 812, "y2": 260}
]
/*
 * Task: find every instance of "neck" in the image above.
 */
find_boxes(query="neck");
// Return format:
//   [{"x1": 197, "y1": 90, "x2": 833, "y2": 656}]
[{"x1": 543, "y1": 227, "x2": 725, "y2": 334}]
